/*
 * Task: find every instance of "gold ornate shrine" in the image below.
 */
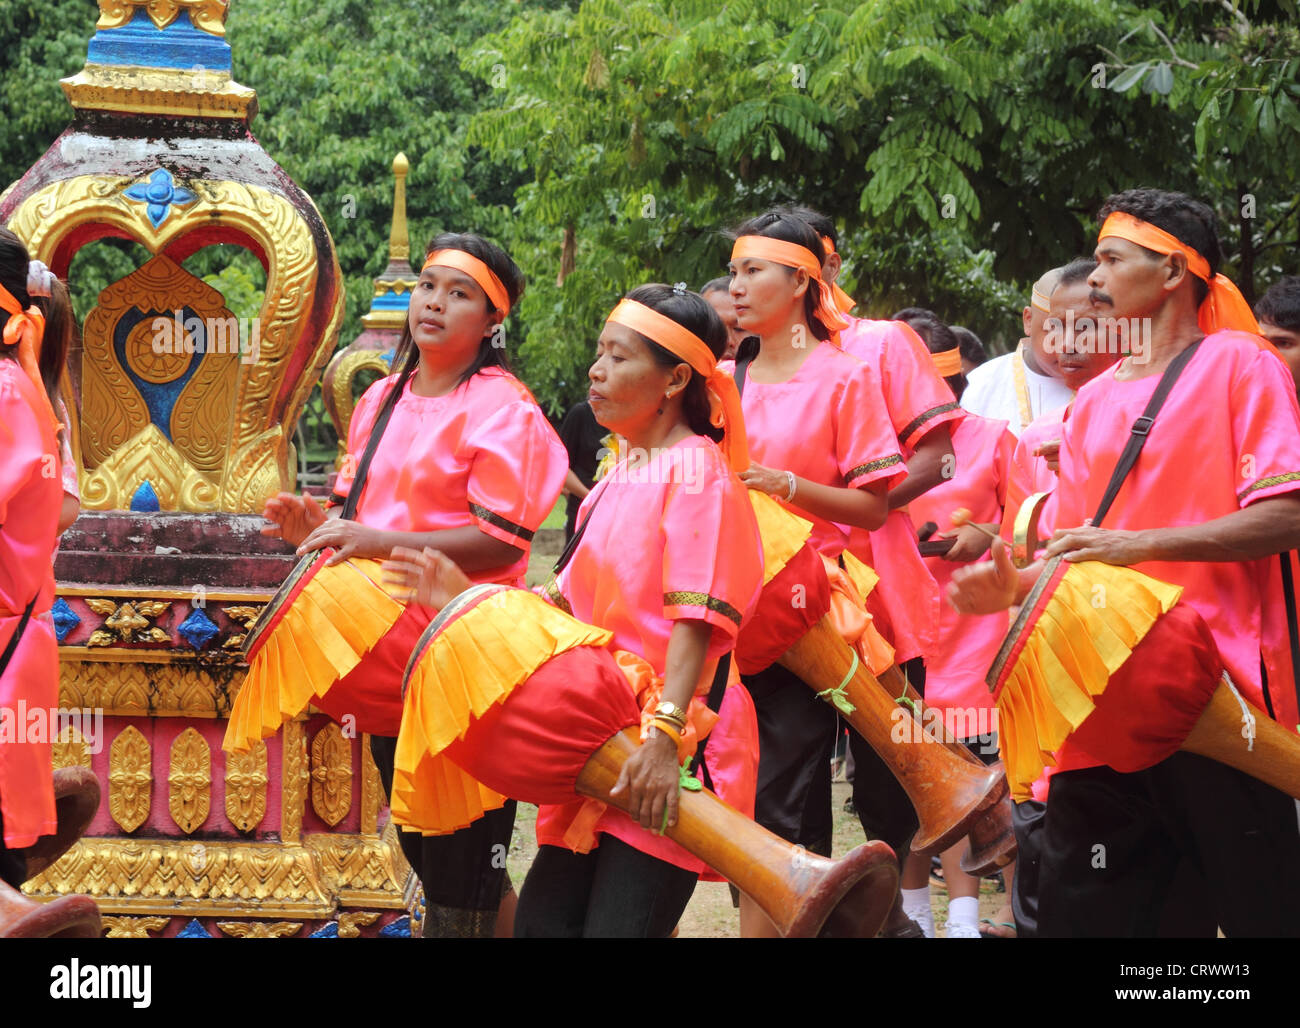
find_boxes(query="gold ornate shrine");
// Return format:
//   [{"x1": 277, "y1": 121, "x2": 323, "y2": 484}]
[{"x1": 2, "y1": 0, "x2": 418, "y2": 939}]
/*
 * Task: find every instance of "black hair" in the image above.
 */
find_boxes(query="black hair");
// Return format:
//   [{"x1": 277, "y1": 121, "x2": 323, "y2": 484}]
[
  {"x1": 35, "y1": 279, "x2": 75, "y2": 419},
  {"x1": 891, "y1": 305, "x2": 939, "y2": 322},
  {"x1": 1056, "y1": 257, "x2": 1099, "y2": 290},
  {"x1": 374, "y1": 232, "x2": 525, "y2": 428},
  {"x1": 729, "y1": 210, "x2": 831, "y2": 342},
  {"x1": 897, "y1": 312, "x2": 964, "y2": 400},
  {"x1": 0, "y1": 227, "x2": 32, "y2": 345},
  {"x1": 773, "y1": 204, "x2": 837, "y2": 250},
  {"x1": 1257, "y1": 276, "x2": 1300, "y2": 333},
  {"x1": 700, "y1": 277, "x2": 731, "y2": 296},
  {"x1": 1097, "y1": 189, "x2": 1221, "y2": 306},
  {"x1": 623, "y1": 283, "x2": 726, "y2": 444},
  {"x1": 950, "y1": 325, "x2": 988, "y2": 368}
]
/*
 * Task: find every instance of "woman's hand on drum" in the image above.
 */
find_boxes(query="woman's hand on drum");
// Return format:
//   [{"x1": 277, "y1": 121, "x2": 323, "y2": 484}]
[
  {"x1": 262, "y1": 492, "x2": 327, "y2": 547},
  {"x1": 1045, "y1": 524, "x2": 1151, "y2": 566},
  {"x1": 947, "y1": 537, "x2": 1019, "y2": 615},
  {"x1": 381, "y1": 546, "x2": 473, "y2": 609},
  {"x1": 297, "y1": 518, "x2": 387, "y2": 565},
  {"x1": 738, "y1": 462, "x2": 790, "y2": 498},
  {"x1": 610, "y1": 728, "x2": 682, "y2": 833}
]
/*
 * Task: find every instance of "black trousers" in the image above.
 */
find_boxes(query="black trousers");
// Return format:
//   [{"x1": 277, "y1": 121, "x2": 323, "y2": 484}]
[
  {"x1": 1037, "y1": 752, "x2": 1300, "y2": 937},
  {"x1": 370, "y1": 735, "x2": 516, "y2": 937},
  {"x1": 514, "y1": 838, "x2": 698, "y2": 938},
  {"x1": 745, "y1": 662, "x2": 836, "y2": 854},
  {"x1": 0, "y1": 800, "x2": 25, "y2": 889},
  {"x1": 848, "y1": 657, "x2": 926, "y2": 857}
]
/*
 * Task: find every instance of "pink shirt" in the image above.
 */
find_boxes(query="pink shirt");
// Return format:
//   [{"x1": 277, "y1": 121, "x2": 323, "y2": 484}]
[
  {"x1": 1047, "y1": 332, "x2": 1300, "y2": 728},
  {"x1": 1002, "y1": 404, "x2": 1067, "y2": 541},
  {"x1": 839, "y1": 317, "x2": 964, "y2": 449},
  {"x1": 839, "y1": 318, "x2": 965, "y2": 664},
  {"x1": 722, "y1": 342, "x2": 905, "y2": 557},
  {"x1": 0, "y1": 361, "x2": 61, "y2": 847},
  {"x1": 908, "y1": 415, "x2": 1016, "y2": 736},
  {"x1": 335, "y1": 367, "x2": 568, "y2": 584},
  {"x1": 542, "y1": 436, "x2": 766, "y2": 871}
]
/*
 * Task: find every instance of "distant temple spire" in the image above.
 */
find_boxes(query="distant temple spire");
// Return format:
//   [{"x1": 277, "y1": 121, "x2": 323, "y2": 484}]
[{"x1": 361, "y1": 153, "x2": 419, "y2": 331}]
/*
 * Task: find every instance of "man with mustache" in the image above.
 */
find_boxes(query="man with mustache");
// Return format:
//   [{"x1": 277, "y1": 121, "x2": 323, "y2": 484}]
[{"x1": 949, "y1": 188, "x2": 1300, "y2": 937}]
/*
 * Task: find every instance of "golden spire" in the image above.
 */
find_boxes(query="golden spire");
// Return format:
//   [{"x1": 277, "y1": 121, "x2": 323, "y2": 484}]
[
  {"x1": 389, "y1": 152, "x2": 409, "y2": 263},
  {"x1": 361, "y1": 152, "x2": 419, "y2": 331}
]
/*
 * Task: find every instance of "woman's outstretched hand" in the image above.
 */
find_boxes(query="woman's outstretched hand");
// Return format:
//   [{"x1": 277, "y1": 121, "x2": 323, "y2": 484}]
[{"x1": 381, "y1": 546, "x2": 474, "y2": 609}]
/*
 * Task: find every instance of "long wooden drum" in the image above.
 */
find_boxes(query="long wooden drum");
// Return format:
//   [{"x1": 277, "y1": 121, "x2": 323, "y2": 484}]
[
  {"x1": 987, "y1": 554, "x2": 1300, "y2": 803},
  {"x1": 392, "y1": 584, "x2": 900, "y2": 938}
]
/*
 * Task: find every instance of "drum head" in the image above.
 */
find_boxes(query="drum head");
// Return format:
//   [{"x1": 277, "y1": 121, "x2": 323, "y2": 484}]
[
  {"x1": 242, "y1": 549, "x2": 330, "y2": 659},
  {"x1": 400, "y1": 583, "x2": 510, "y2": 697}
]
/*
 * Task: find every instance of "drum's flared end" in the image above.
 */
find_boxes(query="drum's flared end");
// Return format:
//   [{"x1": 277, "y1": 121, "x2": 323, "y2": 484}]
[
  {"x1": 23, "y1": 766, "x2": 101, "y2": 882},
  {"x1": 785, "y1": 840, "x2": 899, "y2": 939}
]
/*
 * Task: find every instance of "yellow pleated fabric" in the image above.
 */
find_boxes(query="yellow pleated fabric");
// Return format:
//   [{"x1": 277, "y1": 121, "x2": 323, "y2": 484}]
[
  {"x1": 391, "y1": 589, "x2": 614, "y2": 835},
  {"x1": 223, "y1": 559, "x2": 403, "y2": 753},
  {"x1": 748, "y1": 491, "x2": 815, "y2": 585},
  {"x1": 994, "y1": 560, "x2": 1182, "y2": 800},
  {"x1": 840, "y1": 549, "x2": 880, "y2": 601}
]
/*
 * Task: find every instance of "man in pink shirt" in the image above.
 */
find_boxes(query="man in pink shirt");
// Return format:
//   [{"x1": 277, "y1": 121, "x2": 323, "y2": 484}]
[{"x1": 950, "y1": 188, "x2": 1300, "y2": 937}]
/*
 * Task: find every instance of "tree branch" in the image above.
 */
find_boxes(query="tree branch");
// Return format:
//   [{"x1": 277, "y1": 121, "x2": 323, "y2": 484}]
[{"x1": 1146, "y1": 20, "x2": 1200, "y2": 69}]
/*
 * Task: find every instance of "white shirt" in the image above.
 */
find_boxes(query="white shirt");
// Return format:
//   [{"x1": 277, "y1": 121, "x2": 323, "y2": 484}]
[{"x1": 960, "y1": 347, "x2": 1074, "y2": 437}]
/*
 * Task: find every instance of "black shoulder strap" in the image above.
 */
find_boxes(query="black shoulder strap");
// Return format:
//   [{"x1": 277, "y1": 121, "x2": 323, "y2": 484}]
[
  {"x1": 689, "y1": 653, "x2": 732, "y2": 791},
  {"x1": 1091, "y1": 339, "x2": 1202, "y2": 529},
  {"x1": 0, "y1": 597, "x2": 38, "y2": 679},
  {"x1": 340, "y1": 368, "x2": 412, "y2": 521},
  {"x1": 1278, "y1": 553, "x2": 1300, "y2": 726},
  {"x1": 552, "y1": 481, "x2": 606, "y2": 576}
]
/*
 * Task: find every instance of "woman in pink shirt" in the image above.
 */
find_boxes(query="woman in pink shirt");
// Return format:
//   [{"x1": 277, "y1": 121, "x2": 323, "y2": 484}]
[
  {"x1": 724, "y1": 211, "x2": 904, "y2": 934},
  {"x1": 0, "y1": 230, "x2": 68, "y2": 888},
  {"x1": 256, "y1": 233, "x2": 568, "y2": 938}
]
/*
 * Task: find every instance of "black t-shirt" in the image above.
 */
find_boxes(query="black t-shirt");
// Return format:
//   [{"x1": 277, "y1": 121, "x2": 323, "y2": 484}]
[{"x1": 557, "y1": 400, "x2": 606, "y2": 538}]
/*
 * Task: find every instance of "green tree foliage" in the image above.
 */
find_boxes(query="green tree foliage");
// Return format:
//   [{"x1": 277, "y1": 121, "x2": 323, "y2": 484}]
[{"x1": 4, "y1": 0, "x2": 1295, "y2": 425}]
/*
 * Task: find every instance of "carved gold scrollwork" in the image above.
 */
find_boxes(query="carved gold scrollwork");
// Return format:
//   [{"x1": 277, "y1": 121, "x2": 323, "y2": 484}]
[
  {"x1": 280, "y1": 721, "x2": 308, "y2": 844},
  {"x1": 168, "y1": 727, "x2": 210, "y2": 833},
  {"x1": 102, "y1": 915, "x2": 169, "y2": 938},
  {"x1": 325, "y1": 349, "x2": 391, "y2": 459},
  {"x1": 52, "y1": 726, "x2": 92, "y2": 770},
  {"x1": 59, "y1": 660, "x2": 241, "y2": 718},
  {"x1": 224, "y1": 741, "x2": 267, "y2": 833},
  {"x1": 337, "y1": 911, "x2": 381, "y2": 938},
  {"x1": 217, "y1": 921, "x2": 302, "y2": 938},
  {"x1": 84, "y1": 598, "x2": 171, "y2": 647},
  {"x1": 221, "y1": 604, "x2": 264, "y2": 652},
  {"x1": 109, "y1": 726, "x2": 152, "y2": 833},
  {"x1": 96, "y1": 0, "x2": 230, "y2": 36},
  {"x1": 80, "y1": 424, "x2": 219, "y2": 513},
  {"x1": 25, "y1": 837, "x2": 332, "y2": 916},
  {"x1": 310, "y1": 723, "x2": 352, "y2": 828},
  {"x1": 360, "y1": 733, "x2": 382, "y2": 838},
  {"x1": 8, "y1": 175, "x2": 343, "y2": 514}
]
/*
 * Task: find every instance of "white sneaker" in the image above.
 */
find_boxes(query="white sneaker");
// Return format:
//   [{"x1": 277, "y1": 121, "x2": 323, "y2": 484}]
[{"x1": 943, "y1": 920, "x2": 982, "y2": 939}]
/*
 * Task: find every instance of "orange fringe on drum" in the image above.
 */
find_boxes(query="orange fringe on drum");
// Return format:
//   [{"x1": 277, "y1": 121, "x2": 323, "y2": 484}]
[
  {"x1": 990, "y1": 559, "x2": 1182, "y2": 801},
  {"x1": 224, "y1": 559, "x2": 403, "y2": 754},
  {"x1": 392, "y1": 591, "x2": 613, "y2": 835}
]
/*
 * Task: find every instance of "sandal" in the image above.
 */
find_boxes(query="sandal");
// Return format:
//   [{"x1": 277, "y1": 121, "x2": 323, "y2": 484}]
[{"x1": 977, "y1": 918, "x2": 1017, "y2": 939}]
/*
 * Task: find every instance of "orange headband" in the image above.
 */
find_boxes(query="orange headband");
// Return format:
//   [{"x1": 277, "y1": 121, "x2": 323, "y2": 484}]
[
  {"x1": 423, "y1": 249, "x2": 511, "y2": 316},
  {"x1": 606, "y1": 298, "x2": 749, "y2": 472},
  {"x1": 819, "y1": 234, "x2": 857, "y2": 314},
  {"x1": 1097, "y1": 212, "x2": 1260, "y2": 337},
  {"x1": 930, "y1": 347, "x2": 963, "y2": 378},
  {"x1": 730, "y1": 236, "x2": 850, "y2": 342},
  {"x1": 0, "y1": 282, "x2": 59, "y2": 434}
]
